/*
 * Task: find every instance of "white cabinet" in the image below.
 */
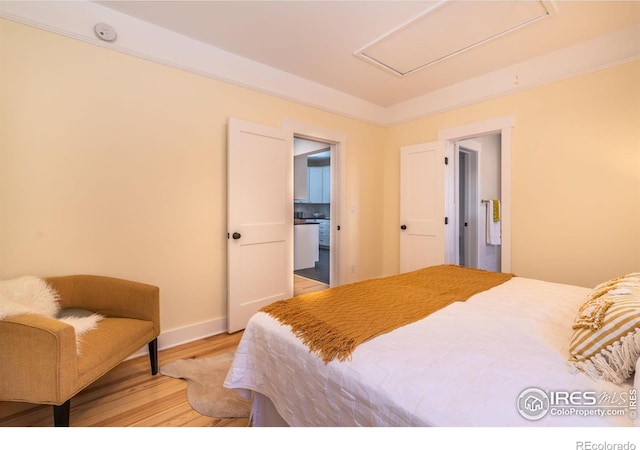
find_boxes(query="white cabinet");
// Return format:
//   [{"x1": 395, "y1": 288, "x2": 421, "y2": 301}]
[
  {"x1": 307, "y1": 165, "x2": 330, "y2": 203},
  {"x1": 294, "y1": 155, "x2": 307, "y2": 201},
  {"x1": 307, "y1": 166, "x2": 323, "y2": 203},
  {"x1": 294, "y1": 224, "x2": 319, "y2": 270},
  {"x1": 318, "y1": 219, "x2": 330, "y2": 247}
]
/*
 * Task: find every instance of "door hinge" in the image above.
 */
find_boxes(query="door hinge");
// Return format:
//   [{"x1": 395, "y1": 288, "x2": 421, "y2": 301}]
[
  {"x1": 444, "y1": 157, "x2": 449, "y2": 165},
  {"x1": 444, "y1": 217, "x2": 449, "y2": 225}
]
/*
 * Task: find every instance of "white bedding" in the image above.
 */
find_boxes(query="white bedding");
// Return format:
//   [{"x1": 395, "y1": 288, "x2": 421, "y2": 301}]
[{"x1": 224, "y1": 277, "x2": 637, "y2": 426}]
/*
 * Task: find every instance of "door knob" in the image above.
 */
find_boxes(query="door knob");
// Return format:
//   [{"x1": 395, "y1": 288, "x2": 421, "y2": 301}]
[
  {"x1": 400, "y1": 225, "x2": 407, "y2": 230},
  {"x1": 232, "y1": 232, "x2": 241, "y2": 240}
]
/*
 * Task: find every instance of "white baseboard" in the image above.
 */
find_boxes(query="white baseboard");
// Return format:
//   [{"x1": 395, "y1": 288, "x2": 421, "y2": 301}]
[{"x1": 126, "y1": 316, "x2": 228, "y2": 361}]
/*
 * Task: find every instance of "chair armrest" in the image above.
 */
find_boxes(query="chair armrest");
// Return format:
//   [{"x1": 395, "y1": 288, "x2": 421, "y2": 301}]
[
  {"x1": 0, "y1": 314, "x2": 77, "y2": 404},
  {"x1": 46, "y1": 275, "x2": 160, "y2": 336}
]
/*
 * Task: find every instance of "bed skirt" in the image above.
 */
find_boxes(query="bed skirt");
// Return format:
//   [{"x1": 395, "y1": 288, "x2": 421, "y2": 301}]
[{"x1": 251, "y1": 392, "x2": 290, "y2": 427}]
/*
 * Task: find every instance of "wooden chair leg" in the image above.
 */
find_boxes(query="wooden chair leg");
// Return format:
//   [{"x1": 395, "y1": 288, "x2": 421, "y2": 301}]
[
  {"x1": 53, "y1": 399, "x2": 70, "y2": 427},
  {"x1": 148, "y1": 338, "x2": 158, "y2": 375}
]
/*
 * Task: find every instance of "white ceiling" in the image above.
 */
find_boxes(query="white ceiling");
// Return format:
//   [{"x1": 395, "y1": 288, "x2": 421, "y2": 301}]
[{"x1": 95, "y1": 0, "x2": 640, "y2": 107}]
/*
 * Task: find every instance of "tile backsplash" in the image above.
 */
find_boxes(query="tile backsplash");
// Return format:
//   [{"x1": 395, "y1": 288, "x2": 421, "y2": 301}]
[{"x1": 294, "y1": 203, "x2": 330, "y2": 219}]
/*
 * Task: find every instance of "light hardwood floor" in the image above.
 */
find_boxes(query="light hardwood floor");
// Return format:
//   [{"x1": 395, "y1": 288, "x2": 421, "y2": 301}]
[
  {"x1": 294, "y1": 274, "x2": 328, "y2": 296},
  {"x1": 0, "y1": 331, "x2": 247, "y2": 427}
]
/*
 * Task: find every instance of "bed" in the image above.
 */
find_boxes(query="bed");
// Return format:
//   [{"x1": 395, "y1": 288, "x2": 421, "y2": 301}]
[{"x1": 224, "y1": 265, "x2": 640, "y2": 427}]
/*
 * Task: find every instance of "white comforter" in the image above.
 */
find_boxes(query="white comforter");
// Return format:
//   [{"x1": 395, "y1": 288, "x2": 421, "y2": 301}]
[{"x1": 224, "y1": 277, "x2": 636, "y2": 426}]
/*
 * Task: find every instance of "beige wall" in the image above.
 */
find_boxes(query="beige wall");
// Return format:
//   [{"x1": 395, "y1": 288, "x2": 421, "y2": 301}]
[
  {"x1": 383, "y1": 60, "x2": 640, "y2": 287},
  {"x1": 0, "y1": 19, "x2": 385, "y2": 333},
  {"x1": 2, "y1": 19, "x2": 639, "y2": 337}
]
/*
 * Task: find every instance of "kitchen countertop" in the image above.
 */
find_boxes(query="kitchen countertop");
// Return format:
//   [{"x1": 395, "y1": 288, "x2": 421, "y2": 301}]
[{"x1": 294, "y1": 220, "x2": 319, "y2": 225}]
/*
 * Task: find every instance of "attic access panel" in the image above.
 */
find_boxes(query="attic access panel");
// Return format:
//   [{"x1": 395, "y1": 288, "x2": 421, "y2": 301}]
[{"x1": 355, "y1": 0, "x2": 553, "y2": 77}]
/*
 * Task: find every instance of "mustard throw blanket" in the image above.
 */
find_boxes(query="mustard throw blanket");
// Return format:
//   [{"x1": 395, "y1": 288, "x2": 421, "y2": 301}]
[{"x1": 262, "y1": 264, "x2": 514, "y2": 363}]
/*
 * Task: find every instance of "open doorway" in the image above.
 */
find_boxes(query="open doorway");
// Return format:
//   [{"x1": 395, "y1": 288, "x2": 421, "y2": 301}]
[
  {"x1": 400, "y1": 116, "x2": 511, "y2": 275},
  {"x1": 284, "y1": 118, "x2": 345, "y2": 292},
  {"x1": 293, "y1": 137, "x2": 332, "y2": 295},
  {"x1": 456, "y1": 142, "x2": 479, "y2": 268},
  {"x1": 439, "y1": 115, "x2": 512, "y2": 274},
  {"x1": 453, "y1": 134, "x2": 501, "y2": 272}
]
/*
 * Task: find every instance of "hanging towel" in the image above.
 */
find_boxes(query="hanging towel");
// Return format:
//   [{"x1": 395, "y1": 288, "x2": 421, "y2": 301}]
[
  {"x1": 486, "y1": 200, "x2": 501, "y2": 245},
  {"x1": 492, "y1": 199, "x2": 500, "y2": 222}
]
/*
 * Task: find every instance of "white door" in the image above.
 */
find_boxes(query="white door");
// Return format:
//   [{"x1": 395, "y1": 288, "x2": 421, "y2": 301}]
[
  {"x1": 227, "y1": 118, "x2": 293, "y2": 333},
  {"x1": 400, "y1": 141, "x2": 447, "y2": 273}
]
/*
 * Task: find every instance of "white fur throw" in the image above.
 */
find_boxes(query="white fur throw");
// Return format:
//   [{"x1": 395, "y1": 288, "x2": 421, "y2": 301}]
[
  {"x1": 0, "y1": 276, "x2": 103, "y2": 350},
  {"x1": 0, "y1": 276, "x2": 61, "y2": 319}
]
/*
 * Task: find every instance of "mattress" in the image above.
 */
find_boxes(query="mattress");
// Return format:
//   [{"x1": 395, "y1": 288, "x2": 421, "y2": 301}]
[{"x1": 224, "y1": 276, "x2": 637, "y2": 426}]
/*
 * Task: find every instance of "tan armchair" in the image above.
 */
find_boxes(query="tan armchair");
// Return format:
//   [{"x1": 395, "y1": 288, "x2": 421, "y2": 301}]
[{"x1": 0, "y1": 275, "x2": 160, "y2": 426}]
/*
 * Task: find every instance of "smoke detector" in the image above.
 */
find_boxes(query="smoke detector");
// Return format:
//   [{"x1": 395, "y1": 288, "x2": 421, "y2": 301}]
[{"x1": 94, "y1": 23, "x2": 117, "y2": 42}]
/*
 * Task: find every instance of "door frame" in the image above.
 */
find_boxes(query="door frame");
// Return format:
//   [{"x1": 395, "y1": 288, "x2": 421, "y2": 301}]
[
  {"x1": 282, "y1": 119, "x2": 345, "y2": 287},
  {"x1": 439, "y1": 116, "x2": 513, "y2": 273},
  {"x1": 455, "y1": 140, "x2": 481, "y2": 268}
]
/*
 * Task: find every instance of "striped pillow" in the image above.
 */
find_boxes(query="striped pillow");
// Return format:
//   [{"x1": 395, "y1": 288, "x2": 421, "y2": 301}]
[{"x1": 569, "y1": 273, "x2": 640, "y2": 384}]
